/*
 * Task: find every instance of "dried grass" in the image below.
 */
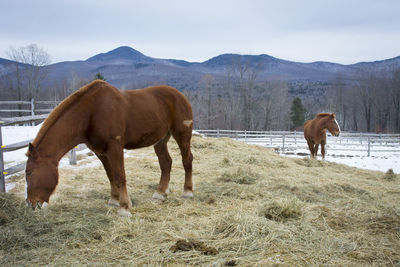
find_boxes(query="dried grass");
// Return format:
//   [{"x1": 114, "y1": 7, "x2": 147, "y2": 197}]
[
  {"x1": 1, "y1": 136, "x2": 399, "y2": 266},
  {"x1": 259, "y1": 197, "x2": 302, "y2": 221},
  {"x1": 383, "y1": 168, "x2": 397, "y2": 181}
]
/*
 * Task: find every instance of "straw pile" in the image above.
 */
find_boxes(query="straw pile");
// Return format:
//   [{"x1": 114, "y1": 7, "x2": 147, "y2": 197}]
[{"x1": 1, "y1": 136, "x2": 399, "y2": 266}]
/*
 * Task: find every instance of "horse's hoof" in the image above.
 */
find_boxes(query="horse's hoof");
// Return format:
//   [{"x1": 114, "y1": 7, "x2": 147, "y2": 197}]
[
  {"x1": 108, "y1": 198, "x2": 120, "y2": 207},
  {"x1": 182, "y1": 191, "x2": 194, "y2": 198},
  {"x1": 117, "y1": 208, "x2": 132, "y2": 217},
  {"x1": 37, "y1": 201, "x2": 49, "y2": 209},
  {"x1": 152, "y1": 191, "x2": 167, "y2": 202}
]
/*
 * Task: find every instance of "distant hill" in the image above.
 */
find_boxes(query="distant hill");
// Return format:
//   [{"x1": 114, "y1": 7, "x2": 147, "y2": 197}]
[
  {"x1": 0, "y1": 58, "x2": 28, "y2": 76},
  {"x1": 86, "y1": 46, "x2": 154, "y2": 64},
  {"x1": 1, "y1": 46, "x2": 400, "y2": 91}
]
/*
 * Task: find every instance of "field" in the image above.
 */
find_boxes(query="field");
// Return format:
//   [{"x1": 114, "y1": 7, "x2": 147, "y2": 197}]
[{"x1": 1, "y1": 135, "x2": 399, "y2": 266}]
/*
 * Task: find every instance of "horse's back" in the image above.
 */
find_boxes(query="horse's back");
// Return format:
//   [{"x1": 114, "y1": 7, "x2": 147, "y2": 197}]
[
  {"x1": 124, "y1": 85, "x2": 193, "y2": 124},
  {"x1": 135, "y1": 85, "x2": 192, "y2": 115},
  {"x1": 122, "y1": 85, "x2": 192, "y2": 148},
  {"x1": 86, "y1": 82, "x2": 192, "y2": 122}
]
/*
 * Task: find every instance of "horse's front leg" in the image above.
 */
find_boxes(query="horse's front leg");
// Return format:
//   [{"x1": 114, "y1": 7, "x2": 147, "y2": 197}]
[
  {"x1": 95, "y1": 153, "x2": 120, "y2": 207},
  {"x1": 321, "y1": 141, "x2": 326, "y2": 159},
  {"x1": 107, "y1": 140, "x2": 132, "y2": 216},
  {"x1": 307, "y1": 140, "x2": 315, "y2": 158}
]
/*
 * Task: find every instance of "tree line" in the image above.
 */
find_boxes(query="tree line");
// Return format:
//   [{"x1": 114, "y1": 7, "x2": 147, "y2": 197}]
[
  {"x1": 326, "y1": 69, "x2": 400, "y2": 133},
  {"x1": 186, "y1": 64, "x2": 400, "y2": 133},
  {"x1": 1, "y1": 44, "x2": 400, "y2": 133}
]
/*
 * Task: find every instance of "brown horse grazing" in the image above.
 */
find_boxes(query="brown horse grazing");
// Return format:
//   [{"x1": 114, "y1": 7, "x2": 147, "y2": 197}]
[
  {"x1": 25, "y1": 80, "x2": 193, "y2": 216},
  {"x1": 303, "y1": 112, "x2": 341, "y2": 159}
]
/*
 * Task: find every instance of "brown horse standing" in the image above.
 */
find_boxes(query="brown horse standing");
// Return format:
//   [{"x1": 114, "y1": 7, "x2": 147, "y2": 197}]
[
  {"x1": 25, "y1": 80, "x2": 193, "y2": 216},
  {"x1": 304, "y1": 112, "x2": 341, "y2": 159}
]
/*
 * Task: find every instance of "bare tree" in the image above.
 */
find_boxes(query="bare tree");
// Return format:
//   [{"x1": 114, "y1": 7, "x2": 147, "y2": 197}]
[
  {"x1": 228, "y1": 57, "x2": 259, "y2": 130},
  {"x1": 260, "y1": 79, "x2": 290, "y2": 130},
  {"x1": 329, "y1": 73, "x2": 349, "y2": 130},
  {"x1": 354, "y1": 71, "x2": 377, "y2": 132},
  {"x1": 7, "y1": 44, "x2": 51, "y2": 100},
  {"x1": 199, "y1": 74, "x2": 215, "y2": 128},
  {"x1": 390, "y1": 67, "x2": 400, "y2": 132}
]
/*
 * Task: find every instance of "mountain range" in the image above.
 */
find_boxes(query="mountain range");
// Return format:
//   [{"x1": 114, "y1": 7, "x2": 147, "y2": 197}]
[{"x1": 1, "y1": 46, "x2": 400, "y2": 91}]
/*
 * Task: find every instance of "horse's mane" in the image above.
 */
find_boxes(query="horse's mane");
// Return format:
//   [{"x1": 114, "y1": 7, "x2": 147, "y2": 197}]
[
  {"x1": 32, "y1": 80, "x2": 106, "y2": 147},
  {"x1": 316, "y1": 112, "x2": 334, "y2": 118}
]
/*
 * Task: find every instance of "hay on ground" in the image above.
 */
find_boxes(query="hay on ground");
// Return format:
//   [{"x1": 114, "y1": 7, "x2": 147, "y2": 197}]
[{"x1": 1, "y1": 136, "x2": 399, "y2": 266}]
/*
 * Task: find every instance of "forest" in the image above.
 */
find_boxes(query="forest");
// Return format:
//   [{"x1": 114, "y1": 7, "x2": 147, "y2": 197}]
[{"x1": 185, "y1": 64, "x2": 400, "y2": 133}]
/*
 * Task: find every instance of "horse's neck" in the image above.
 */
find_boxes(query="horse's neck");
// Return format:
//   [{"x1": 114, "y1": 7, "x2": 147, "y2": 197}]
[
  {"x1": 36, "y1": 110, "x2": 86, "y2": 161},
  {"x1": 317, "y1": 117, "x2": 329, "y2": 133}
]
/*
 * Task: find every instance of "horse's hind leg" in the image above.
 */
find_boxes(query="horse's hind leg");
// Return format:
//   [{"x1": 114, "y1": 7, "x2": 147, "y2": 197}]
[
  {"x1": 172, "y1": 129, "x2": 193, "y2": 198},
  {"x1": 314, "y1": 144, "x2": 319, "y2": 158},
  {"x1": 152, "y1": 133, "x2": 172, "y2": 201},
  {"x1": 96, "y1": 153, "x2": 119, "y2": 207}
]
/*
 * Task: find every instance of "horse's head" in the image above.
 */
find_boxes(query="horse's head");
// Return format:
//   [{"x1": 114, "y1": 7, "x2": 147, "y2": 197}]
[
  {"x1": 326, "y1": 113, "x2": 341, "y2": 136},
  {"x1": 25, "y1": 143, "x2": 59, "y2": 210}
]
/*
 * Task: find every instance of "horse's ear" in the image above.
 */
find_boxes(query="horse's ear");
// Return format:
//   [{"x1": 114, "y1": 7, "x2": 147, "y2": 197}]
[
  {"x1": 332, "y1": 113, "x2": 336, "y2": 118},
  {"x1": 26, "y1": 143, "x2": 38, "y2": 158}
]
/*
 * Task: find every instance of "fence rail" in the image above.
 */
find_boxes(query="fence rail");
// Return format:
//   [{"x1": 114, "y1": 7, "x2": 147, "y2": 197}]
[
  {"x1": 196, "y1": 129, "x2": 400, "y2": 156},
  {"x1": 0, "y1": 99, "x2": 59, "y2": 116}
]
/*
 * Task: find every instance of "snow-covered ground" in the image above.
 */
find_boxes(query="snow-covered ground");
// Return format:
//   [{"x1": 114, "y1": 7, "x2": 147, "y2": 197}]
[
  {"x1": 281, "y1": 149, "x2": 400, "y2": 174},
  {"x1": 243, "y1": 138, "x2": 400, "y2": 173},
  {"x1": 1, "y1": 126, "x2": 399, "y2": 191},
  {"x1": 2, "y1": 125, "x2": 41, "y2": 163}
]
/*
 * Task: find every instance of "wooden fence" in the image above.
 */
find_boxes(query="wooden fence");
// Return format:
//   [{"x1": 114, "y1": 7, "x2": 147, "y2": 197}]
[
  {"x1": 195, "y1": 129, "x2": 400, "y2": 156},
  {"x1": 0, "y1": 99, "x2": 59, "y2": 117},
  {"x1": 0, "y1": 115, "x2": 77, "y2": 192}
]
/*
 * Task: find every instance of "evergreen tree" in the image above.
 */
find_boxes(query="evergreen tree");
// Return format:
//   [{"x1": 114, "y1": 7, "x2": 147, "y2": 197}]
[
  {"x1": 94, "y1": 72, "x2": 106, "y2": 81},
  {"x1": 290, "y1": 97, "x2": 307, "y2": 129}
]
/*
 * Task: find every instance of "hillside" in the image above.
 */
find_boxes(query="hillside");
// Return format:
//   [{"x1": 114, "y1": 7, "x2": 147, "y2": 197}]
[
  {"x1": 1, "y1": 136, "x2": 399, "y2": 266},
  {"x1": 2, "y1": 46, "x2": 400, "y2": 91}
]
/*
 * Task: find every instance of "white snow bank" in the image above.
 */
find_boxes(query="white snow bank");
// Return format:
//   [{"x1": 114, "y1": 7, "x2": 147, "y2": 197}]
[{"x1": 283, "y1": 153, "x2": 400, "y2": 173}]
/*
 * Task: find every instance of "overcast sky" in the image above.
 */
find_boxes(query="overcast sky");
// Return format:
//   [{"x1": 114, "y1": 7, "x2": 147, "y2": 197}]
[{"x1": 1, "y1": 0, "x2": 399, "y2": 65}]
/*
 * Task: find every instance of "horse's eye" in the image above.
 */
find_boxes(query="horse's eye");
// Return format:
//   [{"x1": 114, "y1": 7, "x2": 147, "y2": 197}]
[{"x1": 26, "y1": 171, "x2": 32, "y2": 177}]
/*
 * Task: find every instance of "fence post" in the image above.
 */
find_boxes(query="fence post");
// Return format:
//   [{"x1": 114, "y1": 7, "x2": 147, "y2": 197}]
[
  {"x1": 270, "y1": 131, "x2": 272, "y2": 145},
  {"x1": 367, "y1": 138, "x2": 371, "y2": 157},
  {"x1": 244, "y1": 130, "x2": 247, "y2": 142},
  {"x1": 282, "y1": 134, "x2": 286, "y2": 153},
  {"x1": 217, "y1": 128, "x2": 220, "y2": 138},
  {"x1": 0, "y1": 121, "x2": 5, "y2": 192},
  {"x1": 31, "y1": 99, "x2": 35, "y2": 116},
  {"x1": 69, "y1": 147, "x2": 77, "y2": 165},
  {"x1": 31, "y1": 99, "x2": 36, "y2": 126}
]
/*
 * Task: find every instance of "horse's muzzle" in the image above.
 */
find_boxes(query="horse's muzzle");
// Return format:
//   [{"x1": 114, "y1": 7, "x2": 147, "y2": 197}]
[
  {"x1": 26, "y1": 199, "x2": 36, "y2": 210},
  {"x1": 26, "y1": 199, "x2": 48, "y2": 210}
]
